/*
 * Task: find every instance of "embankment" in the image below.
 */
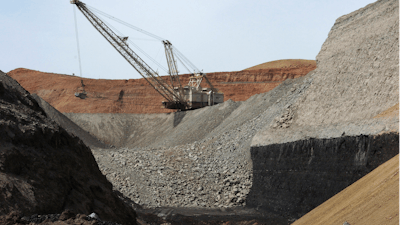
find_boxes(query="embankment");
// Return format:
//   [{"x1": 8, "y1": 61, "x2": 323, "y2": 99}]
[{"x1": 32, "y1": 94, "x2": 107, "y2": 148}]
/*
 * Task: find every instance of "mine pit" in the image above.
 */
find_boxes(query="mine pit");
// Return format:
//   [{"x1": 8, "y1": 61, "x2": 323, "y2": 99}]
[{"x1": 1, "y1": 0, "x2": 399, "y2": 224}]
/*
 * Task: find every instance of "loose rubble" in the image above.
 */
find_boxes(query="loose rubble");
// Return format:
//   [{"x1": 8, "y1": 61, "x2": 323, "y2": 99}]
[{"x1": 90, "y1": 93, "x2": 284, "y2": 208}]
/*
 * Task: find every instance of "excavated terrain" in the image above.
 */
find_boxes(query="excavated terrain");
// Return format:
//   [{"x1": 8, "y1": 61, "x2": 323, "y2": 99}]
[
  {"x1": 1, "y1": 0, "x2": 398, "y2": 224},
  {"x1": 8, "y1": 61, "x2": 316, "y2": 114},
  {"x1": 58, "y1": 0, "x2": 398, "y2": 224}
]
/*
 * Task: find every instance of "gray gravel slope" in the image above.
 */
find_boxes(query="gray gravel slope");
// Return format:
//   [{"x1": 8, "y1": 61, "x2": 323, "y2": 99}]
[{"x1": 252, "y1": 0, "x2": 399, "y2": 146}]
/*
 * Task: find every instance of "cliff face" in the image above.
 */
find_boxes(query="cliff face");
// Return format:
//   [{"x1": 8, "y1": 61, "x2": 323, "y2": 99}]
[
  {"x1": 7, "y1": 61, "x2": 315, "y2": 114},
  {"x1": 292, "y1": 154, "x2": 399, "y2": 225},
  {"x1": 247, "y1": 133, "x2": 399, "y2": 219}
]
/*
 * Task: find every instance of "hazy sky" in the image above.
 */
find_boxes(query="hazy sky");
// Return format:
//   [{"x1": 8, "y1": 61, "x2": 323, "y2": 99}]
[{"x1": 1, "y1": 0, "x2": 376, "y2": 80}]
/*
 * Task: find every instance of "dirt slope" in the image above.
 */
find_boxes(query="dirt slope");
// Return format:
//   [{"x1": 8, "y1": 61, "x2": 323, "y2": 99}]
[
  {"x1": 244, "y1": 59, "x2": 316, "y2": 70},
  {"x1": 31, "y1": 94, "x2": 107, "y2": 148},
  {"x1": 252, "y1": 0, "x2": 399, "y2": 147},
  {"x1": 7, "y1": 60, "x2": 315, "y2": 114},
  {"x1": 292, "y1": 154, "x2": 399, "y2": 225},
  {"x1": 374, "y1": 103, "x2": 399, "y2": 119},
  {"x1": 291, "y1": 0, "x2": 399, "y2": 127},
  {"x1": 0, "y1": 70, "x2": 136, "y2": 224}
]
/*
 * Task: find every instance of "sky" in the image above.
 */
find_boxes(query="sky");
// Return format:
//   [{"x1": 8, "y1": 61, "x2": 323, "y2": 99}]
[{"x1": 1, "y1": 0, "x2": 377, "y2": 80}]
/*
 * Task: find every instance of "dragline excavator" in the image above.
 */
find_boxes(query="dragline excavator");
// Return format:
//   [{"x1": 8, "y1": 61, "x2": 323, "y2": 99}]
[{"x1": 71, "y1": 0, "x2": 223, "y2": 110}]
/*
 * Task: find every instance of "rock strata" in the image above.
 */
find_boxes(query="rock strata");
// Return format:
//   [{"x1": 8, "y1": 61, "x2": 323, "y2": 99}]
[
  {"x1": 8, "y1": 61, "x2": 316, "y2": 114},
  {"x1": 247, "y1": 133, "x2": 399, "y2": 219}
]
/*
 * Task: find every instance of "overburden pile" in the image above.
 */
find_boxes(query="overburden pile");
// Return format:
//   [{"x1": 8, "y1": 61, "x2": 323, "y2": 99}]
[{"x1": 0, "y1": 71, "x2": 136, "y2": 224}]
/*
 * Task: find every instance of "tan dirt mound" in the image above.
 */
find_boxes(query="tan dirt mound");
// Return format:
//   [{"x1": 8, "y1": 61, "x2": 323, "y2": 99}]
[
  {"x1": 374, "y1": 103, "x2": 399, "y2": 118},
  {"x1": 244, "y1": 59, "x2": 316, "y2": 70},
  {"x1": 292, "y1": 154, "x2": 399, "y2": 225},
  {"x1": 8, "y1": 62, "x2": 315, "y2": 114}
]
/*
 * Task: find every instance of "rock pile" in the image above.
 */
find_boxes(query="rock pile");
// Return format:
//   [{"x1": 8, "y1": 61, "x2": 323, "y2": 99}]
[
  {"x1": 93, "y1": 144, "x2": 253, "y2": 208},
  {"x1": 88, "y1": 79, "x2": 308, "y2": 209},
  {"x1": 253, "y1": 0, "x2": 399, "y2": 146},
  {"x1": 0, "y1": 70, "x2": 136, "y2": 224}
]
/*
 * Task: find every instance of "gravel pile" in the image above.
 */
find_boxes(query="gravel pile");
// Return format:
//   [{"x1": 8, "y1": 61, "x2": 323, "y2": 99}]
[
  {"x1": 253, "y1": 0, "x2": 399, "y2": 147},
  {"x1": 294, "y1": 0, "x2": 399, "y2": 126},
  {"x1": 89, "y1": 77, "x2": 311, "y2": 208}
]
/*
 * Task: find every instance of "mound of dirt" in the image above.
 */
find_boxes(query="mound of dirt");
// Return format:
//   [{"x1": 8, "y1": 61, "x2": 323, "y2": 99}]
[
  {"x1": 252, "y1": 0, "x2": 399, "y2": 147},
  {"x1": 244, "y1": 59, "x2": 316, "y2": 70},
  {"x1": 292, "y1": 154, "x2": 399, "y2": 225},
  {"x1": 7, "y1": 61, "x2": 315, "y2": 114},
  {"x1": 374, "y1": 103, "x2": 399, "y2": 119},
  {"x1": 292, "y1": 0, "x2": 399, "y2": 127},
  {"x1": 31, "y1": 94, "x2": 107, "y2": 148},
  {"x1": 0, "y1": 70, "x2": 136, "y2": 224}
]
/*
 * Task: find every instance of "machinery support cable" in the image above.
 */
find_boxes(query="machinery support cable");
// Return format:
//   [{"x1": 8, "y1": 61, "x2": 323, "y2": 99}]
[
  {"x1": 173, "y1": 47, "x2": 200, "y2": 73},
  {"x1": 85, "y1": 3, "x2": 200, "y2": 77},
  {"x1": 94, "y1": 11, "x2": 169, "y2": 73},
  {"x1": 73, "y1": 6, "x2": 83, "y2": 77},
  {"x1": 73, "y1": 1, "x2": 181, "y2": 102},
  {"x1": 86, "y1": 3, "x2": 197, "y2": 75},
  {"x1": 175, "y1": 54, "x2": 192, "y2": 74},
  {"x1": 86, "y1": 5, "x2": 164, "y2": 41},
  {"x1": 127, "y1": 39, "x2": 169, "y2": 73}
]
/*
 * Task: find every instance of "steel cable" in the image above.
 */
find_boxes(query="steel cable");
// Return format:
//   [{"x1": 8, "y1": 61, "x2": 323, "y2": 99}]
[
  {"x1": 92, "y1": 12, "x2": 169, "y2": 74},
  {"x1": 73, "y1": 6, "x2": 83, "y2": 77},
  {"x1": 86, "y1": 4, "x2": 201, "y2": 75},
  {"x1": 82, "y1": 3, "x2": 203, "y2": 79},
  {"x1": 86, "y1": 5, "x2": 164, "y2": 41}
]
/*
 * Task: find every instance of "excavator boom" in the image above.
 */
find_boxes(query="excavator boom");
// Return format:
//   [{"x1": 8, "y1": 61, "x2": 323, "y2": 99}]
[
  {"x1": 71, "y1": 0, "x2": 223, "y2": 110},
  {"x1": 71, "y1": 0, "x2": 185, "y2": 106}
]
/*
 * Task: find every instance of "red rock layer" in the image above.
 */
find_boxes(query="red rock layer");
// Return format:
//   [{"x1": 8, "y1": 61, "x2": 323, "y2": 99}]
[{"x1": 8, "y1": 63, "x2": 315, "y2": 114}]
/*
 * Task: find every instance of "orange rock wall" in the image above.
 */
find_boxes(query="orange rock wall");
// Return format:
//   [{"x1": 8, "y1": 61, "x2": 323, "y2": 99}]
[{"x1": 8, "y1": 65, "x2": 315, "y2": 114}]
